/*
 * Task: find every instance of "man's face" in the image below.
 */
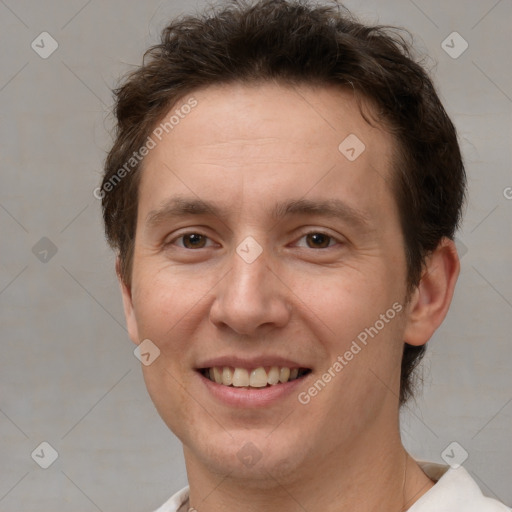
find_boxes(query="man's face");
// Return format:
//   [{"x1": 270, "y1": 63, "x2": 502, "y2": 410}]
[{"x1": 121, "y1": 82, "x2": 411, "y2": 483}]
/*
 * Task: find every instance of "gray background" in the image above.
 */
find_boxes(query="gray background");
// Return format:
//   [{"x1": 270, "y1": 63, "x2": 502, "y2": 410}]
[{"x1": 0, "y1": 0, "x2": 511, "y2": 510}]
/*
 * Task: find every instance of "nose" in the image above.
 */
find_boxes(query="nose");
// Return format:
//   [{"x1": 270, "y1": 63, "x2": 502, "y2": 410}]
[{"x1": 209, "y1": 243, "x2": 292, "y2": 337}]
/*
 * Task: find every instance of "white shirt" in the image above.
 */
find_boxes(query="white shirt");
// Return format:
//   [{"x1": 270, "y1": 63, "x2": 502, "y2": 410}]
[{"x1": 154, "y1": 461, "x2": 511, "y2": 512}]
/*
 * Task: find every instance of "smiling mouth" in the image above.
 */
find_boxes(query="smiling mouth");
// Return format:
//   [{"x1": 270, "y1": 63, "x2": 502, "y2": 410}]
[{"x1": 199, "y1": 366, "x2": 312, "y2": 388}]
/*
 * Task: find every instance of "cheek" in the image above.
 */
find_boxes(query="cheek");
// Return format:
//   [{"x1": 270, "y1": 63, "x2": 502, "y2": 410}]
[
  {"x1": 132, "y1": 270, "x2": 202, "y2": 434},
  {"x1": 297, "y1": 265, "x2": 406, "y2": 384},
  {"x1": 141, "y1": 363, "x2": 195, "y2": 444},
  {"x1": 295, "y1": 265, "x2": 394, "y2": 333},
  {"x1": 131, "y1": 267, "x2": 196, "y2": 342}
]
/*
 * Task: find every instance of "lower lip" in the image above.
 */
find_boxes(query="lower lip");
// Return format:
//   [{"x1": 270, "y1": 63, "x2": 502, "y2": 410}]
[{"x1": 197, "y1": 371, "x2": 310, "y2": 408}]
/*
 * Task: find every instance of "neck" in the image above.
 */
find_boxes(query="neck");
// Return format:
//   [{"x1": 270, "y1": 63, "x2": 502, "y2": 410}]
[{"x1": 183, "y1": 426, "x2": 435, "y2": 512}]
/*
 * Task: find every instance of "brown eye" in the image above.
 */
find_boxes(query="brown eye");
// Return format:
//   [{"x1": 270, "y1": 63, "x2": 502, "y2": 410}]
[
  {"x1": 182, "y1": 233, "x2": 207, "y2": 249},
  {"x1": 294, "y1": 231, "x2": 339, "y2": 249},
  {"x1": 305, "y1": 233, "x2": 332, "y2": 249},
  {"x1": 169, "y1": 233, "x2": 213, "y2": 249}
]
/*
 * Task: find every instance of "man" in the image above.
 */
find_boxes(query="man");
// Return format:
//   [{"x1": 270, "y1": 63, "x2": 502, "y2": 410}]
[{"x1": 99, "y1": 1, "x2": 510, "y2": 510}]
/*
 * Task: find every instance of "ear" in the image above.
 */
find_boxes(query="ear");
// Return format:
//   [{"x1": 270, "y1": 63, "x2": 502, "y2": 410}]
[
  {"x1": 116, "y1": 257, "x2": 140, "y2": 345},
  {"x1": 403, "y1": 237, "x2": 460, "y2": 346}
]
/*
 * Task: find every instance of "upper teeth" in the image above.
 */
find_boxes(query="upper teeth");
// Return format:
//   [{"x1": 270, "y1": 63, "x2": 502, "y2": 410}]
[{"x1": 207, "y1": 366, "x2": 304, "y2": 387}]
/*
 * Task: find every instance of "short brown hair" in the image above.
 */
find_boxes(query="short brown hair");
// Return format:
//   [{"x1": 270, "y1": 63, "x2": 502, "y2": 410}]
[{"x1": 100, "y1": 0, "x2": 466, "y2": 405}]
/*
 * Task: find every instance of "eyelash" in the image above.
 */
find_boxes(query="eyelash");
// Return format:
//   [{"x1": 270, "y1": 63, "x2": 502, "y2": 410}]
[{"x1": 166, "y1": 230, "x2": 342, "y2": 250}]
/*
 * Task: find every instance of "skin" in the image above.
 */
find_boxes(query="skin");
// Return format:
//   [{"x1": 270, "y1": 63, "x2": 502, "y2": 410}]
[{"x1": 119, "y1": 82, "x2": 460, "y2": 512}]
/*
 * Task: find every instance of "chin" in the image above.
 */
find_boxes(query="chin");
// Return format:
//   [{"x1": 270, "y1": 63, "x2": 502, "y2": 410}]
[{"x1": 189, "y1": 427, "x2": 310, "y2": 486}]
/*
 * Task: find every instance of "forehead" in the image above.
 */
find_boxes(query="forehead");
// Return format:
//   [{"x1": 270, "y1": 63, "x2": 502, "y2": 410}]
[
  {"x1": 150, "y1": 81, "x2": 393, "y2": 158},
  {"x1": 138, "y1": 81, "x2": 398, "y2": 228}
]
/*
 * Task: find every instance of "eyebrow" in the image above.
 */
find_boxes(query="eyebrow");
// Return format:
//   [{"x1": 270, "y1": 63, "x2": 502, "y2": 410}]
[{"x1": 145, "y1": 195, "x2": 373, "y2": 232}]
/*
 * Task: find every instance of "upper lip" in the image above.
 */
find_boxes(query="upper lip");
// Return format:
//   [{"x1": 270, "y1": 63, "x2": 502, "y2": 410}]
[{"x1": 196, "y1": 356, "x2": 311, "y2": 370}]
